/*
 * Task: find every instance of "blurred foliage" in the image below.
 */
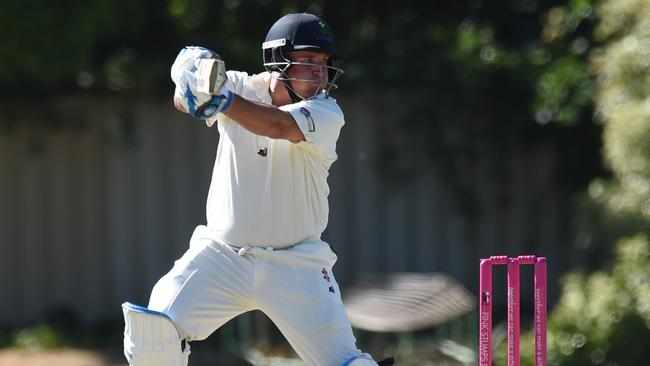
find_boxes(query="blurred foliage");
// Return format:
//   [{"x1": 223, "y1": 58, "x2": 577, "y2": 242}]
[
  {"x1": 572, "y1": 0, "x2": 650, "y2": 255},
  {"x1": 11, "y1": 325, "x2": 68, "y2": 350},
  {"x1": 0, "y1": 0, "x2": 597, "y2": 126},
  {"x1": 517, "y1": 236, "x2": 650, "y2": 366},
  {"x1": 516, "y1": 0, "x2": 650, "y2": 364},
  {"x1": 0, "y1": 0, "x2": 183, "y2": 95},
  {"x1": 0, "y1": 1, "x2": 605, "y2": 198}
]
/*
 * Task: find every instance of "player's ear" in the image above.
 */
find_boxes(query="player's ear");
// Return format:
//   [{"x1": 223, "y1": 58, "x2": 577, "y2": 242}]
[{"x1": 269, "y1": 73, "x2": 279, "y2": 93}]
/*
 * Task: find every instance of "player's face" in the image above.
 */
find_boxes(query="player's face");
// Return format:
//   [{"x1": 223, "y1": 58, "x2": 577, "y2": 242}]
[{"x1": 286, "y1": 51, "x2": 330, "y2": 98}]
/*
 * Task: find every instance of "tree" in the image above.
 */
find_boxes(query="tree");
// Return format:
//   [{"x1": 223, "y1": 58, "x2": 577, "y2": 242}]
[
  {"x1": 518, "y1": 1, "x2": 650, "y2": 364},
  {"x1": 1, "y1": 2, "x2": 604, "y2": 197},
  {"x1": 1, "y1": 0, "x2": 597, "y2": 126}
]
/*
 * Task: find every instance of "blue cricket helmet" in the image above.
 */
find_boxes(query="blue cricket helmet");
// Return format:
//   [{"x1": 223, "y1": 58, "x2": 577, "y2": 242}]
[
  {"x1": 263, "y1": 13, "x2": 340, "y2": 59},
  {"x1": 262, "y1": 13, "x2": 343, "y2": 99}
]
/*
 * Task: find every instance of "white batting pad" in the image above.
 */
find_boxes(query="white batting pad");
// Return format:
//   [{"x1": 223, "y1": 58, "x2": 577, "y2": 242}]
[{"x1": 122, "y1": 302, "x2": 189, "y2": 366}]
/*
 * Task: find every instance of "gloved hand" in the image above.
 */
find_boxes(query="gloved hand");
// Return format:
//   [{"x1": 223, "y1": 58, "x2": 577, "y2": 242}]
[{"x1": 171, "y1": 46, "x2": 234, "y2": 120}]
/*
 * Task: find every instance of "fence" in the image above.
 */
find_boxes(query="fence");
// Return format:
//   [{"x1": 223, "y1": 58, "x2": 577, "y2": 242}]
[{"x1": 0, "y1": 93, "x2": 584, "y2": 328}]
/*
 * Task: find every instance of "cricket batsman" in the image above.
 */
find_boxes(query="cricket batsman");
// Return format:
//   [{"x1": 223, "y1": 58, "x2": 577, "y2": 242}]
[{"x1": 121, "y1": 13, "x2": 393, "y2": 366}]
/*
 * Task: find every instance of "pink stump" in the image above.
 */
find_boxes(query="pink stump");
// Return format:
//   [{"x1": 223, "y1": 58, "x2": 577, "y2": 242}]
[
  {"x1": 479, "y1": 255, "x2": 547, "y2": 366},
  {"x1": 507, "y1": 258, "x2": 520, "y2": 366},
  {"x1": 534, "y1": 257, "x2": 547, "y2": 366},
  {"x1": 479, "y1": 259, "x2": 493, "y2": 366}
]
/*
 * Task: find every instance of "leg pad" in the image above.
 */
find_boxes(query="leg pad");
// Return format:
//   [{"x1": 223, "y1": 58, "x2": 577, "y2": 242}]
[{"x1": 122, "y1": 302, "x2": 190, "y2": 366}]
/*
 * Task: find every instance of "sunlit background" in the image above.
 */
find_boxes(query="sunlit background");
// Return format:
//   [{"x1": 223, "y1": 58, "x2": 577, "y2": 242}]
[{"x1": 1, "y1": 0, "x2": 650, "y2": 365}]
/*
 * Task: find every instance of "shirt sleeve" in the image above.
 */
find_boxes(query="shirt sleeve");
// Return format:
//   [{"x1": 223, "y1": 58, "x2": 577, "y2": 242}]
[{"x1": 280, "y1": 97, "x2": 345, "y2": 164}]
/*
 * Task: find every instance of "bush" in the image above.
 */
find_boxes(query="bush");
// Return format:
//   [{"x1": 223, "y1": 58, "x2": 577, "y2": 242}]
[
  {"x1": 11, "y1": 325, "x2": 67, "y2": 350},
  {"x1": 519, "y1": 235, "x2": 650, "y2": 366}
]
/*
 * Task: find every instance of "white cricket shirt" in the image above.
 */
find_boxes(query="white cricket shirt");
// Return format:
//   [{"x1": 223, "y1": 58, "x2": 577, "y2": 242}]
[{"x1": 205, "y1": 71, "x2": 345, "y2": 248}]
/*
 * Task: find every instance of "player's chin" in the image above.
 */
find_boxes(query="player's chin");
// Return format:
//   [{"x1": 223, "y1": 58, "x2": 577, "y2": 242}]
[
  {"x1": 300, "y1": 81, "x2": 326, "y2": 97},
  {"x1": 290, "y1": 77, "x2": 325, "y2": 98}
]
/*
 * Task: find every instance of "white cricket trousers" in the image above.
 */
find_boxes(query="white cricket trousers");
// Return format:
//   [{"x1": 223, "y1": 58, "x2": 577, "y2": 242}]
[{"x1": 148, "y1": 225, "x2": 370, "y2": 366}]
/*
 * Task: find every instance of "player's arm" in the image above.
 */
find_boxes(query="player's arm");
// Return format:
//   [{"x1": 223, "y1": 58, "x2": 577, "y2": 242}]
[
  {"x1": 223, "y1": 95, "x2": 305, "y2": 142},
  {"x1": 170, "y1": 46, "x2": 303, "y2": 141},
  {"x1": 172, "y1": 93, "x2": 304, "y2": 142}
]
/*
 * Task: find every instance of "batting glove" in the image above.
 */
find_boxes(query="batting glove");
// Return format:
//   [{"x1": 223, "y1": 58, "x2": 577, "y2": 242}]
[{"x1": 171, "y1": 47, "x2": 235, "y2": 120}]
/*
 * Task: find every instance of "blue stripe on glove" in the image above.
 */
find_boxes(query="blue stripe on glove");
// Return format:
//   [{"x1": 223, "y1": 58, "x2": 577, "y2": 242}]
[{"x1": 193, "y1": 90, "x2": 235, "y2": 120}]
